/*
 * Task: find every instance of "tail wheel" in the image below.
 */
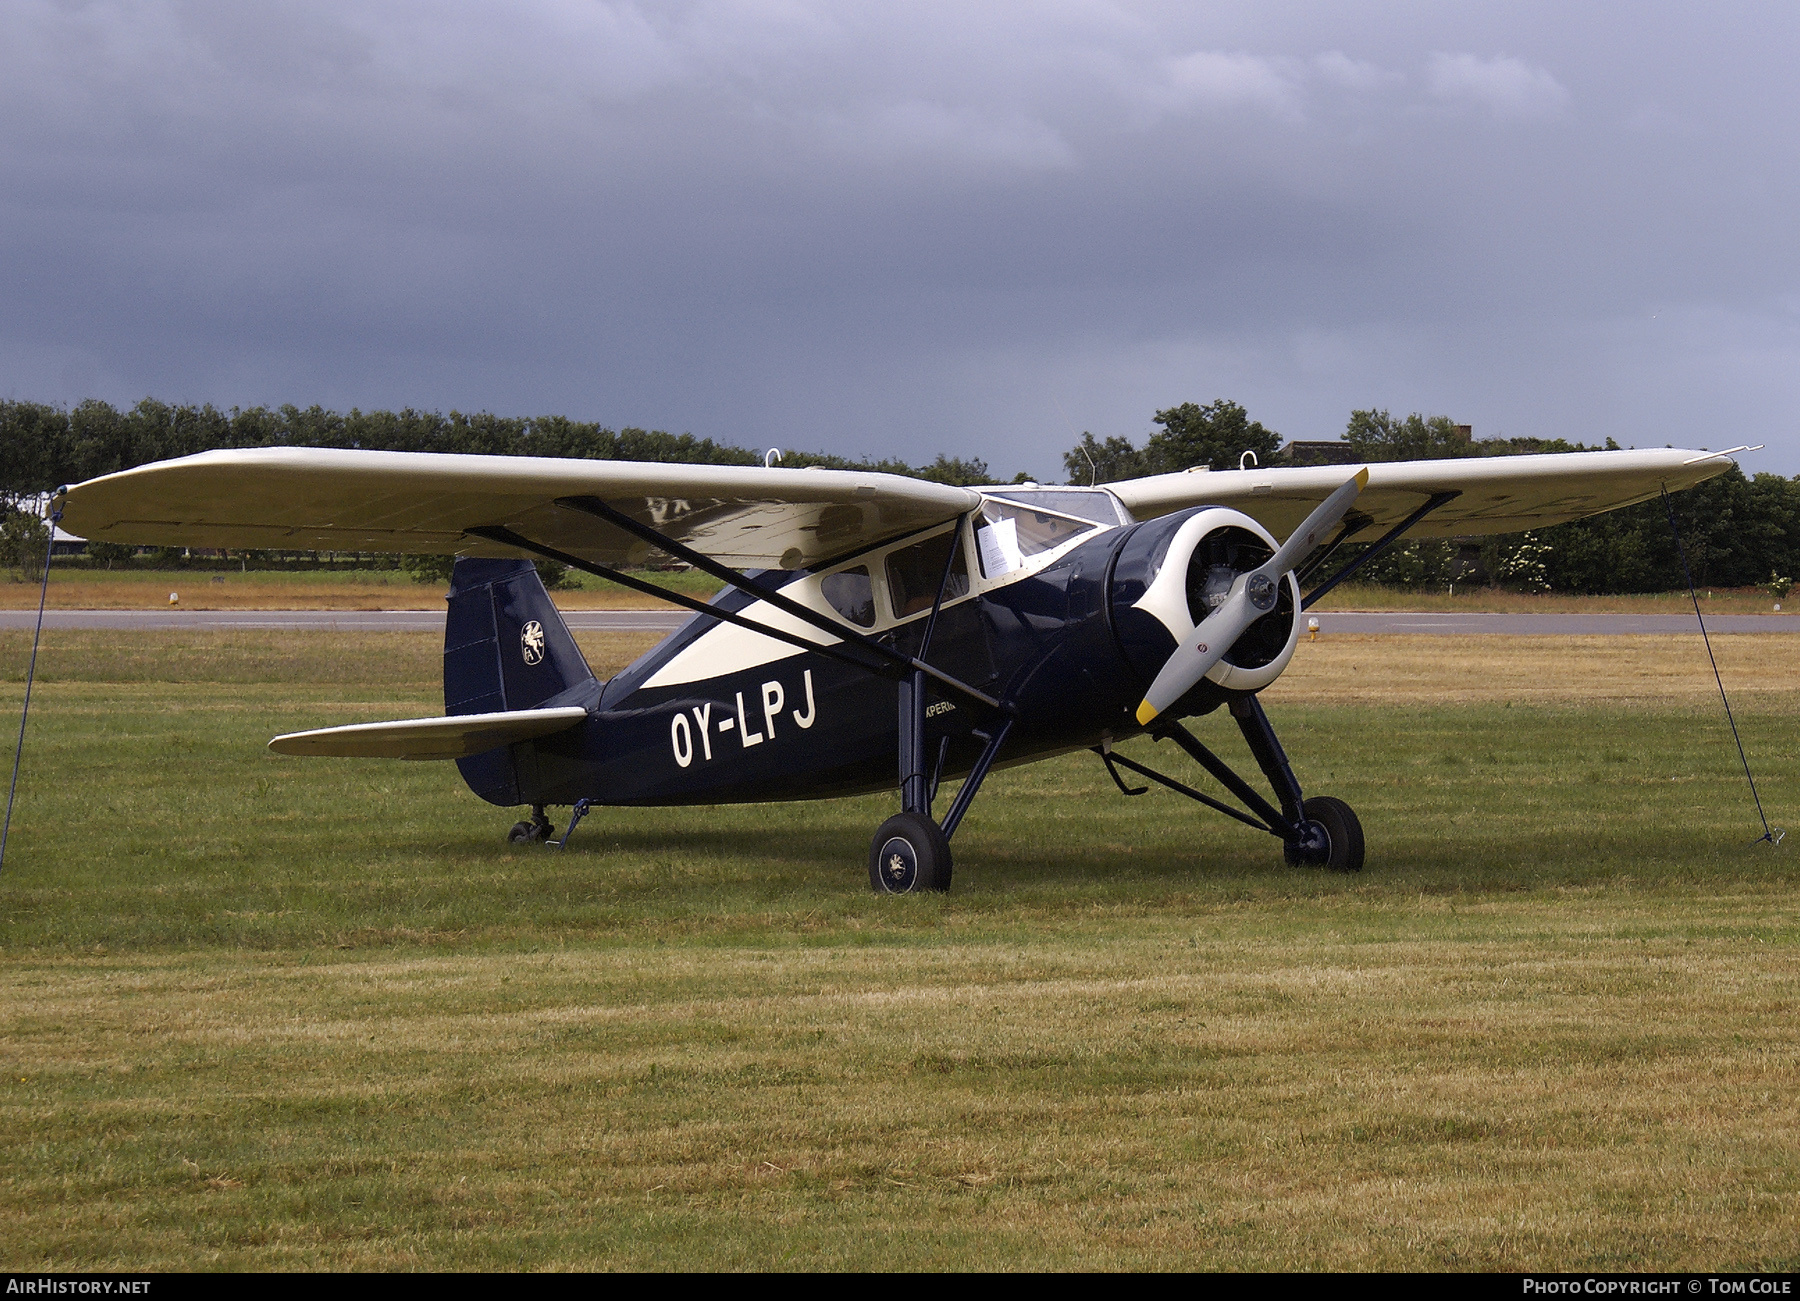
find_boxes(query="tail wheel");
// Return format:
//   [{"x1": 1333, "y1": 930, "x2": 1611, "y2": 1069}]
[
  {"x1": 869, "y1": 812, "x2": 953, "y2": 894},
  {"x1": 506, "y1": 818, "x2": 555, "y2": 846},
  {"x1": 1297, "y1": 795, "x2": 1364, "y2": 873}
]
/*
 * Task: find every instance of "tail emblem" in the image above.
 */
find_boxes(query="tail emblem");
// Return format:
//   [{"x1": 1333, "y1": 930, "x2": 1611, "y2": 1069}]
[{"x1": 521, "y1": 620, "x2": 546, "y2": 666}]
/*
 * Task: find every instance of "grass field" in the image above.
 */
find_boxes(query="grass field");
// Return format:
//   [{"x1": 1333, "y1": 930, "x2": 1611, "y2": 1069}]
[
  {"x1": 0, "y1": 566, "x2": 723, "y2": 610},
  {"x1": 1310, "y1": 582, "x2": 1792, "y2": 615},
  {"x1": 0, "y1": 630, "x2": 1795, "y2": 1270},
  {"x1": 1, "y1": 564, "x2": 1791, "y2": 616}
]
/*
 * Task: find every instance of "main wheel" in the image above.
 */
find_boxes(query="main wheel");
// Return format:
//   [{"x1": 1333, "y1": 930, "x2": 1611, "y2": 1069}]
[
  {"x1": 868, "y1": 812, "x2": 953, "y2": 894},
  {"x1": 1297, "y1": 795, "x2": 1364, "y2": 873}
]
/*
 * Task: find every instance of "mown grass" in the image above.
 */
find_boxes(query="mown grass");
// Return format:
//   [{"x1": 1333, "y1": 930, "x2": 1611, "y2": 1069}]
[
  {"x1": 1313, "y1": 581, "x2": 1790, "y2": 615},
  {"x1": 0, "y1": 565, "x2": 724, "y2": 610},
  {"x1": 3, "y1": 564, "x2": 1790, "y2": 614},
  {"x1": 0, "y1": 632, "x2": 1796, "y2": 1270}
]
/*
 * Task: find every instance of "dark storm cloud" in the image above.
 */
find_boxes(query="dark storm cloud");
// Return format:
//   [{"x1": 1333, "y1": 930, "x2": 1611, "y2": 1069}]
[{"x1": 2, "y1": 1, "x2": 1796, "y2": 475}]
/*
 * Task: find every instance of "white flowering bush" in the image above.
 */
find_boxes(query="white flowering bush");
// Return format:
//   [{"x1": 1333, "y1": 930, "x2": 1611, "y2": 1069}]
[{"x1": 1497, "y1": 532, "x2": 1553, "y2": 592}]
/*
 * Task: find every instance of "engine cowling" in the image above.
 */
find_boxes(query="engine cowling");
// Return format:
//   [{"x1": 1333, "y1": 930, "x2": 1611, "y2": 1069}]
[{"x1": 1108, "y1": 506, "x2": 1301, "y2": 714}]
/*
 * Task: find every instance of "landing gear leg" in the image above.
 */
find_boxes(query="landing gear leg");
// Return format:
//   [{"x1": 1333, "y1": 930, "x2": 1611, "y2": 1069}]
[
  {"x1": 869, "y1": 669, "x2": 1012, "y2": 893},
  {"x1": 1229, "y1": 696, "x2": 1363, "y2": 872},
  {"x1": 873, "y1": 670, "x2": 951, "y2": 892},
  {"x1": 1124, "y1": 697, "x2": 1365, "y2": 873}
]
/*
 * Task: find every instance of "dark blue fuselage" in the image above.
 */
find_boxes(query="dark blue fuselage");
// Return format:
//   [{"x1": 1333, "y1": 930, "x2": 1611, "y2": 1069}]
[{"x1": 451, "y1": 506, "x2": 1261, "y2": 812}]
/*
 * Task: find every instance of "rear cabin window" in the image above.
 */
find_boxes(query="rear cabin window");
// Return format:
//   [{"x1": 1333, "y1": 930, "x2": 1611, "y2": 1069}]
[
  {"x1": 884, "y1": 531, "x2": 970, "y2": 619},
  {"x1": 821, "y1": 566, "x2": 876, "y2": 627}
]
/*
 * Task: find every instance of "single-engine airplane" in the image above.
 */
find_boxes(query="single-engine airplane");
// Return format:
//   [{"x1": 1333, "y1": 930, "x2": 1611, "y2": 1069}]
[{"x1": 57, "y1": 444, "x2": 1734, "y2": 891}]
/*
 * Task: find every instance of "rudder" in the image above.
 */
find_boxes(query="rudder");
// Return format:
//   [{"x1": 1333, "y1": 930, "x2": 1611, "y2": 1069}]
[{"x1": 445, "y1": 558, "x2": 596, "y2": 804}]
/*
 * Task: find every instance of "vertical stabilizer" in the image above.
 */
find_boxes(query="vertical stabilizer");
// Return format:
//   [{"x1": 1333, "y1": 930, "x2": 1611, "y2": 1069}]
[{"x1": 444, "y1": 558, "x2": 595, "y2": 804}]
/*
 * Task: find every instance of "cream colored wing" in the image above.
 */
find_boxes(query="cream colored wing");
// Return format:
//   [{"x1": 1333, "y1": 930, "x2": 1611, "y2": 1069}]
[
  {"x1": 1107, "y1": 448, "x2": 1734, "y2": 541},
  {"x1": 58, "y1": 448, "x2": 983, "y2": 570}
]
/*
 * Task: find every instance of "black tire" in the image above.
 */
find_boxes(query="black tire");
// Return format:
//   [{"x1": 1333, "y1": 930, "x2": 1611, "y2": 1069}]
[
  {"x1": 1301, "y1": 795, "x2": 1364, "y2": 873},
  {"x1": 507, "y1": 818, "x2": 556, "y2": 845},
  {"x1": 868, "y1": 812, "x2": 953, "y2": 894}
]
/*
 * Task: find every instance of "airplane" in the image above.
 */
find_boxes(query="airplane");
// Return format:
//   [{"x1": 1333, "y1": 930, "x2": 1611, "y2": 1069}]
[{"x1": 56, "y1": 443, "x2": 1735, "y2": 892}]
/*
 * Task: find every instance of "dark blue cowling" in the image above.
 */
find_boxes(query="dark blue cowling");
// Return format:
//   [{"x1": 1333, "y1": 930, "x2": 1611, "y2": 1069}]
[{"x1": 444, "y1": 558, "x2": 596, "y2": 805}]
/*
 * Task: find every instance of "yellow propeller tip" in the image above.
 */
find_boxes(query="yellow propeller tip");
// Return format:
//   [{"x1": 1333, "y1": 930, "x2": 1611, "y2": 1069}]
[
  {"x1": 1135, "y1": 701, "x2": 1159, "y2": 726},
  {"x1": 1354, "y1": 467, "x2": 1370, "y2": 489}
]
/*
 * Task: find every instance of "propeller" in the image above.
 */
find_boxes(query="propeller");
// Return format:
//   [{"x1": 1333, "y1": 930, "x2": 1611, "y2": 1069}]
[{"x1": 1134, "y1": 467, "x2": 1369, "y2": 727}]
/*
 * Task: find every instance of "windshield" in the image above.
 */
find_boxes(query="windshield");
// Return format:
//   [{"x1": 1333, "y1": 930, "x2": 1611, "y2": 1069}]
[
  {"x1": 975, "y1": 499, "x2": 1099, "y2": 578},
  {"x1": 985, "y1": 488, "x2": 1131, "y2": 528}
]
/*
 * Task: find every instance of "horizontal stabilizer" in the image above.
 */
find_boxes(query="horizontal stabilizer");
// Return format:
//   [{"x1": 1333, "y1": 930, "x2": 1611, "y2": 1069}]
[{"x1": 268, "y1": 706, "x2": 589, "y2": 760}]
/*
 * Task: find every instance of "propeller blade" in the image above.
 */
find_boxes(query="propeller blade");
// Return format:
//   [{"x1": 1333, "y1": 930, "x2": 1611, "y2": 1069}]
[
  {"x1": 1265, "y1": 467, "x2": 1369, "y2": 576},
  {"x1": 1134, "y1": 585, "x2": 1258, "y2": 725},
  {"x1": 1134, "y1": 467, "x2": 1368, "y2": 726}
]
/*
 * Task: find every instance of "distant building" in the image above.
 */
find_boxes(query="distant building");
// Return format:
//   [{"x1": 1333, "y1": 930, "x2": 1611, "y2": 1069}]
[
  {"x1": 13, "y1": 491, "x2": 87, "y2": 555},
  {"x1": 1281, "y1": 425, "x2": 1473, "y2": 466},
  {"x1": 1278, "y1": 440, "x2": 1362, "y2": 466}
]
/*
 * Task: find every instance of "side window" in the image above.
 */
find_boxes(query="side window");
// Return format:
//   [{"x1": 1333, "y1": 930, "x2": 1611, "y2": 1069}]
[
  {"x1": 884, "y1": 530, "x2": 970, "y2": 619},
  {"x1": 975, "y1": 501, "x2": 1097, "y2": 577},
  {"x1": 821, "y1": 566, "x2": 876, "y2": 627}
]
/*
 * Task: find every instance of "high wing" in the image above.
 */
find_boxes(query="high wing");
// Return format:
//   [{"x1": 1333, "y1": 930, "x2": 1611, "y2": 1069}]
[
  {"x1": 268, "y1": 706, "x2": 590, "y2": 760},
  {"x1": 58, "y1": 447, "x2": 984, "y2": 570},
  {"x1": 1108, "y1": 448, "x2": 1735, "y2": 541}
]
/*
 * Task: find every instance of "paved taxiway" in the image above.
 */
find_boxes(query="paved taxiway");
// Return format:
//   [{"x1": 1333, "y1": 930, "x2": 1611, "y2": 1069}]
[
  {"x1": 0, "y1": 610, "x2": 692, "y2": 632},
  {"x1": 0, "y1": 610, "x2": 1793, "y2": 634}
]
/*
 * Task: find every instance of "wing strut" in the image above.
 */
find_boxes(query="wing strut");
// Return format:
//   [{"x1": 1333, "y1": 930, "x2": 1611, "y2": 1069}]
[
  {"x1": 916, "y1": 516, "x2": 966, "y2": 662},
  {"x1": 1293, "y1": 511, "x2": 1373, "y2": 587},
  {"x1": 471, "y1": 504, "x2": 1005, "y2": 713},
  {"x1": 1300, "y1": 491, "x2": 1459, "y2": 611},
  {"x1": 465, "y1": 524, "x2": 897, "y2": 679},
  {"x1": 484, "y1": 498, "x2": 1020, "y2": 858},
  {"x1": 553, "y1": 495, "x2": 929, "y2": 680},
  {"x1": 900, "y1": 514, "x2": 973, "y2": 816}
]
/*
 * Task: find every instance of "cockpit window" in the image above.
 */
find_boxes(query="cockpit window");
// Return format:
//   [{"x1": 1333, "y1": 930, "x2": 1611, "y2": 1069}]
[
  {"x1": 974, "y1": 500, "x2": 1099, "y2": 578},
  {"x1": 884, "y1": 530, "x2": 970, "y2": 619},
  {"x1": 986, "y1": 488, "x2": 1131, "y2": 528},
  {"x1": 821, "y1": 566, "x2": 876, "y2": 627}
]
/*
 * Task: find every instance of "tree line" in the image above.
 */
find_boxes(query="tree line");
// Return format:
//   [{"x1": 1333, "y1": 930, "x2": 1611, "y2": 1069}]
[
  {"x1": 1, "y1": 395, "x2": 1793, "y2": 595},
  {"x1": 1059, "y1": 400, "x2": 1797, "y2": 595},
  {"x1": 1057, "y1": 401, "x2": 1594, "y2": 482},
  {"x1": 0, "y1": 397, "x2": 1004, "y2": 495}
]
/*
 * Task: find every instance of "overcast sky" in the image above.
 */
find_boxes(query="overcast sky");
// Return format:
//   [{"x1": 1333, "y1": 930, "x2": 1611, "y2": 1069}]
[{"x1": 2, "y1": 1, "x2": 1796, "y2": 478}]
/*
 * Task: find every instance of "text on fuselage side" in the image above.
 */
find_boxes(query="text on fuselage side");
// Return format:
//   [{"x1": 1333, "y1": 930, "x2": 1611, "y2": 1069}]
[{"x1": 670, "y1": 669, "x2": 816, "y2": 767}]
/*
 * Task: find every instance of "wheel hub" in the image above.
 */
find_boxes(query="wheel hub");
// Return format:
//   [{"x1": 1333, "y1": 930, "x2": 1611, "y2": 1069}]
[
  {"x1": 878, "y1": 836, "x2": 919, "y2": 891},
  {"x1": 1284, "y1": 818, "x2": 1331, "y2": 867}
]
